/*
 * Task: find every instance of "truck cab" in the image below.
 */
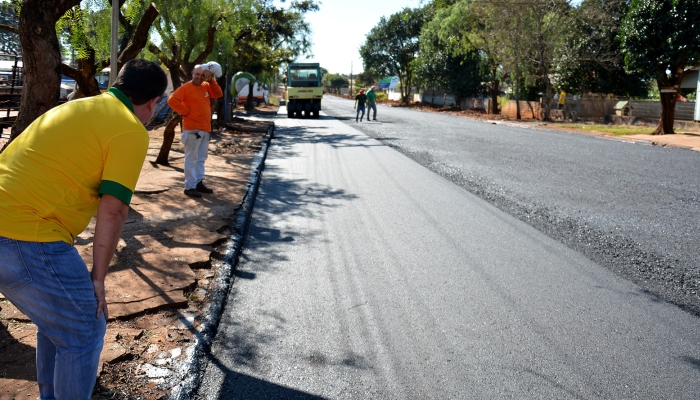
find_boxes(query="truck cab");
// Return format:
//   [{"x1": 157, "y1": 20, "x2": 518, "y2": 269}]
[{"x1": 286, "y1": 63, "x2": 323, "y2": 118}]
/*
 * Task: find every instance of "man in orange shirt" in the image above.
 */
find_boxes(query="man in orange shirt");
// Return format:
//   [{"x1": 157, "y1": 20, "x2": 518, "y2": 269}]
[{"x1": 168, "y1": 63, "x2": 223, "y2": 197}]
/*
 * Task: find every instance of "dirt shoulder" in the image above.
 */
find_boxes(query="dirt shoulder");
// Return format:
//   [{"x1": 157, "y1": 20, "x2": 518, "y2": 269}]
[{"x1": 0, "y1": 108, "x2": 275, "y2": 400}]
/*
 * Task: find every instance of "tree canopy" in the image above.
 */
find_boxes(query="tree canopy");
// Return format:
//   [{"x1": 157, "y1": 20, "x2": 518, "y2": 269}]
[
  {"x1": 557, "y1": 0, "x2": 647, "y2": 97},
  {"x1": 0, "y1": 1, "x2": 20, "y2": 55},
  {"x1": 421, "y1": 0, "x2": 510, "y2": 113},
  {"x1": 0, "y1": 0, "x2": 320, "y2": 156},
  {"x1": 60, "y1": 0, "x2": 160, "y2": 99},
  {"x1": 620, "y1": 0, "x2": 700, "y2": 134},
  {"x1": 360, "y1": 7, "x2": 426, "y2": 103},
  {"x1": 322, "y1": 72, "x2": 348, "y2": 93},
  {"x1": 227, "y1": 0, "x2": 318, "y2": 109}
]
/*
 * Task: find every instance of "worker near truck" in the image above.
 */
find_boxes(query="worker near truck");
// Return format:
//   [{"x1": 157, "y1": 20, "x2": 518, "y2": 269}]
[
  {"x1": 168, "y1": 62, "x2": 223, "y2": 197},
  {"x1": 366, "y1": 86, "x2": 378, "y2": 121},
  {"x1": 354, "y1": 89, "x2": 367, "y2": 122},
  {"x1": 0, "y1": 59, "x2": 167, "y2": 399}
]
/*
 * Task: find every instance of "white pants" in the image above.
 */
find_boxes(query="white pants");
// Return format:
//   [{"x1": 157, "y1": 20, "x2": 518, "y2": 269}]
[{"x1": 181, "y1": 130, "x2": 210, "y2": 190}]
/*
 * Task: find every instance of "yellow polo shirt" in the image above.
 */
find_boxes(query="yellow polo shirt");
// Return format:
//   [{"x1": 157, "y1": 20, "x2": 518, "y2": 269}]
[{"x1": 0, "y1": 88, "x2": 149, "y2": 244}]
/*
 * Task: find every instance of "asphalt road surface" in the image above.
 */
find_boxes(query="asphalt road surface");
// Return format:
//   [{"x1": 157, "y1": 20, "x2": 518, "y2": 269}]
[
  {"x1": 195, "y1": 101, "x2": 700, "y2": 399},
  {"x1": 322, "y1": 96, "x2": 700, "y2": 317}
]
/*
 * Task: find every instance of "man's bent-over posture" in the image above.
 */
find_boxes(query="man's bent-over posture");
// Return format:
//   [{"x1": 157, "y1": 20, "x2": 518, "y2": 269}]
[{"x1": 0, "y1": 59, "x2": 167, "y2": 399}]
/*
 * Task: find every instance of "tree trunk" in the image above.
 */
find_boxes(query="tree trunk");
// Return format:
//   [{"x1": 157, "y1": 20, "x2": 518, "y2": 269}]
[
  {"x1": 397, "y1": 70, "x2": 409, "y2": 104},
  {"x1": 216, "y1": 73, "x2": 227, "y2": 125},
  {"x1": 536, "y1": 32, "x2": 552, "y2": 122},
  {"x1": 55, "y1": 3, "x2": 156, "y2": 103},
  {"x1": 542, "y1": 76, "x2": 552, "y2": 122},
  {"x1": 147, "y1": 21, "x2": 217, "y2": 164},
  {"x1": 245, "y1": 81, "x2": 254, "y2": 110},
  {"x1": 654, "y1": 91, "x2": 677, "y2": 135},
  {"x1": 155, "y1": 114, "x2": 181, "y2": 165},
  {"x1": 404, "y1": 69, "x2": 413, "y2": 105},
  {"x1": 653, "y1": 70, "x2": 684, "y2": 135},
  {"x1": 115, "y1": 3, "x2": 159, "y2": 69},
  {"x1": 1, "y1": 0, "x2": 80, "y2": 153},
  {"x1": 73, "y1": 51, "x2": 101, "y2": 99},
  {"x1": 515, "y1": 69, "x2": 521, "y2": 120},
  {"x1": 487, "y1": 64, "x2": 501, "y2": 115}
]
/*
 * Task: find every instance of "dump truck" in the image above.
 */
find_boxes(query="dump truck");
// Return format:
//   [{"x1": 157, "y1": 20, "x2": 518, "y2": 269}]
[{"x1": 286, "y1": 62, "x2": 323, "y2": 118}]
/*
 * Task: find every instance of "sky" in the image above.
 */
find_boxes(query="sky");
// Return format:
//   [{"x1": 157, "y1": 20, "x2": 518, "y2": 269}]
[
  {"x1": 284, "y1": 0, "x2": 583, "y2": 75},
  {"x1": 278, "y1": 0, "x2": 425, "y2": 75}
]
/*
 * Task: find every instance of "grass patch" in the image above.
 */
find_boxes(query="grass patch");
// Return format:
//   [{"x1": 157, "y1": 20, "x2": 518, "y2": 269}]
[
  {"x1": 376, "y1": 92, "x2": 389, "y2": 101},
  {"x1": 559, "y1": 123, "x2": 655, "y2": 136}
]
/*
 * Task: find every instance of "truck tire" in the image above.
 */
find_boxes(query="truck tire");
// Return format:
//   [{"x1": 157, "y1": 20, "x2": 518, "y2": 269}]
[
  {"x1": 287, "y1": 106, "x2": 293, "y2": 118},
  {"x1": 313, "y1": 110, "x2": 319, "y2": 118}
]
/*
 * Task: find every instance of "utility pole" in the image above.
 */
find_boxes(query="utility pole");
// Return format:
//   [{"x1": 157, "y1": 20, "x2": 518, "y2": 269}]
[
  {"x1": 350, "y1": 61, "x2": 353, "y2": 97},
  {"x1": 109, "y1": 0, "x2": 119, "y2": 87}
]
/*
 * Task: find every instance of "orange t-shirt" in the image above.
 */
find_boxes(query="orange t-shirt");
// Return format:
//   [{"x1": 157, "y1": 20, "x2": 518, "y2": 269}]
[{"x1": 167, "y1": 80, "x2": 223, "y2": 131}]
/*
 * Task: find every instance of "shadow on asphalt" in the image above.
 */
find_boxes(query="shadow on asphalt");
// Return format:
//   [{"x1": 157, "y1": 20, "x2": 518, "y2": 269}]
[
  {"x1": 272, "y1": 124, "x2": 396, "y2": 152},
  {"x1": 196, "y1": 121, "x2": 366, "y2": 397},
  {"x1": 683, "y1": 355, "x2": 700, "y2": 371},
  {"x1": 205, "y1": 352, "x2": 327, "y2": 399}
]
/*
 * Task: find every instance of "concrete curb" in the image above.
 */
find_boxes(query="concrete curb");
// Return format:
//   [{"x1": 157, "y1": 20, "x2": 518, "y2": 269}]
[{"x1": 168, "y1": 123, "x2": 275, "y2": 400}]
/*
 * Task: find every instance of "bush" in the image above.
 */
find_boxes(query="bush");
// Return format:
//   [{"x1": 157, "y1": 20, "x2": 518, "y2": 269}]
[
  {"x1": 497, "y1": 95, "x2": 509, "y2": 111},
  {"x1": 376, "y1": 92, "x2": 388, "y2": 101}
]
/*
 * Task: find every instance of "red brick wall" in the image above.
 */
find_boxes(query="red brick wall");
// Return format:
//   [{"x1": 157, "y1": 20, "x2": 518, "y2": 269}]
[{"x1": 501, "y1": 100, "x2": 542, "y2": 119}]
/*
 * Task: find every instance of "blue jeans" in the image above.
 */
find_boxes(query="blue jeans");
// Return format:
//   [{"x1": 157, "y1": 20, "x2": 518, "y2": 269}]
[
  {"x1": 0, "y1": 237, "x2": 106, "y2": 400},
  {"x1": 356, "y1": 104, "x2": 365, "y2": 121},
  {"x1": 367, "y1": 102, "x2": 377, "y2": 119},
  {"x1": 181, "y1": 130, "x2": 210, "y2": 190}
]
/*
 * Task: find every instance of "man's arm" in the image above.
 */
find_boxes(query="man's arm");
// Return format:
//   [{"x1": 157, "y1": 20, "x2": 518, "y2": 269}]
[
  {"x1": 92, "y1": 194, "x2": 129, "y2": 320},
  {"x1": 208, "y1": 78, "x2": 224, "y2": 99},
  {"x1": 167, "y1": 86, "x2": 191, "y2": 116}
]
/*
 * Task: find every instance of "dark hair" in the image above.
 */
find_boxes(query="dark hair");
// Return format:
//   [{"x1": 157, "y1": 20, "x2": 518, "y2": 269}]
[{"x1": 112, "y1": 59, "x2": 168, "y2": 105}]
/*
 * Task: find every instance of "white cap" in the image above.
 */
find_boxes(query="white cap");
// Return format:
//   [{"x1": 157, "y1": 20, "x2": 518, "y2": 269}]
[{"x1": 203, "y1": 61, "x2": 222, "y2": 78}]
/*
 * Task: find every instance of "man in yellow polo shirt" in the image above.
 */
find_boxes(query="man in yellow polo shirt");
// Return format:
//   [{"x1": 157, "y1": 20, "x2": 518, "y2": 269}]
[{"x1": 0, "y1": 59, "x2": 167, "y2": 399}]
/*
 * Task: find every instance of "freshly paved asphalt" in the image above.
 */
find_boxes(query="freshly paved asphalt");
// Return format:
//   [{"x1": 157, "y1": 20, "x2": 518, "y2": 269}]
[
  {"x1": 323, "y1": 96, "x2": 700, "y2": 317},
  {"x1": 195, "y1": 101, "x2": 700, "y2": 399}
]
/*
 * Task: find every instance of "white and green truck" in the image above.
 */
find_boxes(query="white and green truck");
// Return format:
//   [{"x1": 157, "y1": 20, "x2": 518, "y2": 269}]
[{"x1": 286, "y1": 63, "x2": 323, "y2": 118}]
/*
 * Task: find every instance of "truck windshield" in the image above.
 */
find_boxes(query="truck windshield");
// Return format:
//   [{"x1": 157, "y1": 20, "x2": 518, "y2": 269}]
[{"x1": 290, "y1": 67, "x2": 318, "y2": 81}]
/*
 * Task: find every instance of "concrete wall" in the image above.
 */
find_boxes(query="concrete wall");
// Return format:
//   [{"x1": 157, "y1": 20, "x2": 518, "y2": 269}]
[
  {"x1": 418, "y1": 90, "x2": 457, "y2": 107},
  {"x1": 500, "y1": 98, "x2": 697, "y2": 121},
  {"x1": 628, "y1": 101, "x2": 695, "y2": 121},
  {"x1": 388, "y1": 91, "x2": 402, "y2": 101},
  {"x1": 458, "y1": 97, "x2": 492, "y2": 112}
]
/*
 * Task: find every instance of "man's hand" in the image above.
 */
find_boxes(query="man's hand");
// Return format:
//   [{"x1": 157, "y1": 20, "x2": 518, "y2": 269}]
[
  {"x1": 92, "y1": 194, "x2": 128, "y2": 320},
  {"x1": 203, "y1": 70, "x2": 214, "y2": 82},
  {"x1": 93, "y1": 279, "x2": 109, "y2": 319}
]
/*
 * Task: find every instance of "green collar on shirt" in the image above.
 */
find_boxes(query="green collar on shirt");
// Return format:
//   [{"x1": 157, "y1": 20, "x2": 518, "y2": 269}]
[{"x1": 108, "y1": 87, "x2": 134, "y2": 113}]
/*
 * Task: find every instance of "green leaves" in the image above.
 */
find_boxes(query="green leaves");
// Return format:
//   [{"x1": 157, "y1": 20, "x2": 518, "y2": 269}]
[
  {"x1": 360, "y1": 7, "x2": 424, "y2": 76},
  {"x1": 0, "y1": 1, "x2": 21, "y2": 55},
  {"x1": 620, "y1": 0, "x2": 700, "y2": 81}
]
